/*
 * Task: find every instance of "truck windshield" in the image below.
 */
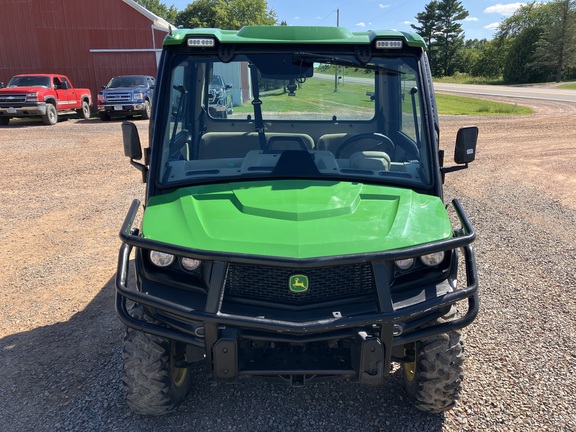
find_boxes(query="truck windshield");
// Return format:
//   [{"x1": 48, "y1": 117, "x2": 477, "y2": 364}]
[
  {"x1": 7, "y1": 76, "x2": 51, "y2": 88},
  {"x1": 108, "y1": 76, "x2": 147, "y2": 88},
  {"x1": 156, "y1": 52, "x2": 432, "y2": 189}
]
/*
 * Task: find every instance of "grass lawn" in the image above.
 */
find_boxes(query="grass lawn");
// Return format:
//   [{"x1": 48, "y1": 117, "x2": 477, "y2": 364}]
[
  {"x1": 235, "y1": 78, "x2": 532, "y2": 116},
  {"x1": 558, "y1": 82, "x2": 576, "y2": 90},
  {"x1": 436, "y1": 93, "x2": 532, "y2": 115}
]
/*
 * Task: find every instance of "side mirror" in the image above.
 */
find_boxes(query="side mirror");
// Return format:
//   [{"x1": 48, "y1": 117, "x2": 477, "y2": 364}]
[
  {"x1": 122, "y1": 121, "x2": 142, "y2": 159},
  {"x1": 122, "y1": 121, "x2": 148, "y2": 182},
  {"x1": 454, "y1": 126, "x2": 478, "y2": 164},
  {"x1": 441, "y1": 125, "x2": 478, "y2": 181}
]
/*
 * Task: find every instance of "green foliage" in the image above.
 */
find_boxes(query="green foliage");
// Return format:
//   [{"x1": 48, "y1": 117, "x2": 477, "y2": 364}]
[
  {"x1": 411, "y1": 0, "x2": 468, "y2": 77},
  {"x1": 411, "y1": 1, "x2": 440, "y2": 47},
  {"x1": 435, "y1": 0, "x2": 468, "y2": 76},
  {"x1": 133, "y1": 0, "x2": 178, "y2": 23},
  {"x1": 529, "y1": 0, "x2": 576, "y2": 82},
  {"x1": 503, "y1": 26, "x2": 546, "y2": 83},
  {"x1": 411, "y1": 0, "x2": 576, "y2": 83},
  {"x1": 495, "y1": 0, "x2": 576, "y2": 84},
  {"x1": 175, "y1": 0, "x2": 276, "y2": 30}
]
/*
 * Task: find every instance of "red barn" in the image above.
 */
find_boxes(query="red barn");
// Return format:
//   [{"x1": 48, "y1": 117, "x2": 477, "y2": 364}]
[{"x1": 0, "y1": 0, "x2": 170, "y2": 109}]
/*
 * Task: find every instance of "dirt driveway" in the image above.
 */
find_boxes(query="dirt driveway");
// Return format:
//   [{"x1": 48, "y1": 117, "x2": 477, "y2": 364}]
[{"x1": 1, "y1": 98, "x2": 575, "y2": 431}]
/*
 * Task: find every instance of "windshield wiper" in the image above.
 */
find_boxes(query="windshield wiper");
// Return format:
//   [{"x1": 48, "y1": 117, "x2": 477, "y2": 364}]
[{"x1": 293, "y1": 52, "x2": 404, "y2": 75}]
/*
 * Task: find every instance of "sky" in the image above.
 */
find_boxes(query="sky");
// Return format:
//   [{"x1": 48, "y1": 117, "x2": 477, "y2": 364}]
[{"x1": 167, "y1": 1, "x2": 554, "y2": 41}]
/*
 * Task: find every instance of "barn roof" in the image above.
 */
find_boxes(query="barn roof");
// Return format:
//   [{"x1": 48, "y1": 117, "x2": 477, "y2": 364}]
[{"x1": 123, "y1": 0, "x2": 172, "y2": 31}]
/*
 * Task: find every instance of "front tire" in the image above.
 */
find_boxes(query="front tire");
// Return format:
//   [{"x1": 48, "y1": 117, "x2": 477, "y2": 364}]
[
  {"x1": 123, "y1": 306, "x2": 192, "y2": 415},
  {"x1": 0, "y1": 117, "x2": 9, "y2": 126},
  {"x1": 76, "y1": 100, "x2": 90, "y2": 120},
  {"x1": 42, "y1": 103, "x2": 58, "y2": 125},
  {"x1": 402, "y1": 329, "x2": 464, "y2": 413},
  {"x1": 141, "y1": 100, "x2": 151, "y2": 120}
]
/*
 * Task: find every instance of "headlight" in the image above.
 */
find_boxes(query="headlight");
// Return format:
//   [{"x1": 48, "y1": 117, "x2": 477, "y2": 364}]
[
  {"x1": 97, "y1": 93, "x2": 105, "y2": 103},
  {"x1": 149, "y1": 250, "x2": 175, "y2": 267},
  {"x1": 26, "y1": 92, "x2": 38, "y2": 102},
  {"x1": 394, "y1": 258, "x2": 414, "y2": 270},
  {"x1": 420, "y1": 251, "x2": 445, "y2": 267},
  {"x1": 181, "y1": 257, "x2": 202, "y2": 271},
  {"x1": 133, "y1": 92, "x2": 144, "y2": 101}
]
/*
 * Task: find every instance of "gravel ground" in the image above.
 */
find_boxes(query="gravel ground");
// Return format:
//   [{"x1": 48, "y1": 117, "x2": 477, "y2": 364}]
[{"x1": 1, "y1": 96, "x2": 575, "y2": 431}]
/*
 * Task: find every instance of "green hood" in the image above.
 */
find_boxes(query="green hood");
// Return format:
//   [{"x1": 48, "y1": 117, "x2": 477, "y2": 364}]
[{"x1": 142, "y1": 180, "x2": 452, "y2": 259}]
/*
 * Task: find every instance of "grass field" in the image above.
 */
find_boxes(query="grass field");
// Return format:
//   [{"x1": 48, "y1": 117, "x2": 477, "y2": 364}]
[
  {"x1": 436, "y1": 93, "x2": 532, "y2": 115},
  {"x1": 235, "y1": 78, "x2": 532, "y2": 116}
]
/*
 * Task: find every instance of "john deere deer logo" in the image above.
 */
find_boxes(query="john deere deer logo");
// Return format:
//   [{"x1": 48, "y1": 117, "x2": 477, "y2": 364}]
[{"x1": 289, "y1": 274, "x2": 309, "y2": 293}]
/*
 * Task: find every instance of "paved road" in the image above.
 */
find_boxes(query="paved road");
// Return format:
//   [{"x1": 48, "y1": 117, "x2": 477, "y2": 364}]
[
  {"x1": 317, "y1": 72, "x2": 576, "y2": 103},
  {"x1": 434, "y1": 82, "x2": 576, "y2": 103}
]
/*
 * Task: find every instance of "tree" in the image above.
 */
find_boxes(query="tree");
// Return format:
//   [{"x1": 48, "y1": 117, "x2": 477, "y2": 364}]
[
  {"x1": 434, "y1": 0, "x2": 469, "y2": 76},
  {"x1": 175, "y1": 0, "x2": 276, "y2": 30},
  {"x1": 411, "y1": 1, "x2": 440, "y2": 71},
  {"x1": 411, "y1": 0, "x2": 469, "y2": 77},
  {"x1": 134, "y1": 0, "x2": 178, "y2": 23},
  {"x1": 530, "y1": 0, "x2": 576, "y2": 82},
  {"x1": 496, "y1": 0, "x2": 576, "y2": 83},
  {"x1": 473, "y1": 39, "x2": 505, "y2": 79},
  {"x1": 411, "y1": 1, "x2": 440, "y2": 47},
  {"x1": 503, "y1": 26, "x2": 547, "y2": 83}
]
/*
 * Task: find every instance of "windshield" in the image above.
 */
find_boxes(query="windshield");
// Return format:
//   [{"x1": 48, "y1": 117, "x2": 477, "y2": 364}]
[
  {"x1": 108, "y1": 76, "x2": 147, "y2": 88},
  {"x1": 7, "y1": 76, "x2": 50, "y2": 88},
  {"x1": 156, "y1": 51, "x2": 432, "y2": 189}
]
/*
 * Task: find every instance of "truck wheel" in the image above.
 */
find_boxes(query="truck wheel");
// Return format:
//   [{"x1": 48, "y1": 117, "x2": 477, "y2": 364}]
[
  {"x1": 76, "y1": 100, "x2": 90, "y2": 120},
  {"x1": 141, "y1": 100, "x2": 151, "y2": 120},
  {"x1": 122, "y1": 305, "x2": 192, "y2": 415},
  {"x1": 402, "y1": 329, "x2": 464, "y2": 413},
  {"x1": 0, "y1": 117, "x2": 9, "y2": 126},
  {"x1": 42, "y1": 103, "x2": 58, "y2": 125}
]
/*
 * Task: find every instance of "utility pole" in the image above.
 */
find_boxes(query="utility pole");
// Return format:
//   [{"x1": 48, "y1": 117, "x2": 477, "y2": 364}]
[{"x1": 334, "y1": 8, "x2": 340, "y2": 92}]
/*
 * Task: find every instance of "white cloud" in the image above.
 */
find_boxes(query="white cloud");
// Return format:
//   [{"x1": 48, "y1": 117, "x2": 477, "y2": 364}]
[
  {"x1": 484, "y1": 3, "x2": 525, "y2": 16},
  {"x1": 403, "y1": 21, "x2": 413, "y2": 25},
  {"x1": 356, "y1": 22, "x2": 367, "y2": 27},
  {"x1": 465, "y1": 17, "x2": 479, "y2": 22},
  {"x1": 379, "y1": 3, "x2": 390, "y2": 8},
  {"x1": 485, "y1": 22, "x2": 501, "y2": 30}
]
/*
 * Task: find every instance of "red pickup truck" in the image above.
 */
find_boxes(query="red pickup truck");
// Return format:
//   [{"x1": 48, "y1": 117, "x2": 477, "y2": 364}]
[{"x1": 0, "y1": 74, "x2": 92, "y2": 125}]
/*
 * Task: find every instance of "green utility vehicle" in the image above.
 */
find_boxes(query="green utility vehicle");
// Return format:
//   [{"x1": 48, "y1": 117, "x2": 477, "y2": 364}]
[{"x1": 116, "y1": 26, "x2": 479, "y2": 416}]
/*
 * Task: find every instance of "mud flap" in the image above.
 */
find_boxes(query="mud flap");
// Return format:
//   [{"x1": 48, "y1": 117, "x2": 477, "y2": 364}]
[
  {"x1": 352, "y1": 331, "x2": 384, "y2": 384},
  {"x1": 213, "y1": 338, "x2": 238, "y2": 381}
]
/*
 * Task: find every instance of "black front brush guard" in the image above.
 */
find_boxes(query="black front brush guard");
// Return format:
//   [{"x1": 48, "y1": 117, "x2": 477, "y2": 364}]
[{"x1": 115, "y1": 198, "x2": 478, "y2": 349}]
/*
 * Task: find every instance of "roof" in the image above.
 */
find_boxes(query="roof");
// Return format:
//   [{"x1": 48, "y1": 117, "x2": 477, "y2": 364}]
[
  {"x1": 164, "y1": 26, "x2": 426, "y2": 48},
  {"x1": 123, "y1": 0, "x2": 171, "y2": 30}
]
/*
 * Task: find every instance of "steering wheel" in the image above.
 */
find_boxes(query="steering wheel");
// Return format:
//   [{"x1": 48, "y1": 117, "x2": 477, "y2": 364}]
[{"x1": 335, "y1": 133, "x2": 396, "y2": 159}]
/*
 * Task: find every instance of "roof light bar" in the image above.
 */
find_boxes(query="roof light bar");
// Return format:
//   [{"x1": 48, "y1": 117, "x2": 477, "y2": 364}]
[
  {"x1": 187, "y1": 38, "x2": 215, "y2": 48},
  {"x1": 376, "y1": 39, "x2": 403, "y2": 49}
]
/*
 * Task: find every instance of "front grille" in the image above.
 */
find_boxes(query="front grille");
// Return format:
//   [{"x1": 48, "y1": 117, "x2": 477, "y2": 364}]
[
  {"x1": 105, "y1": 92, "x2": 132, "y2": 102},
  {"x1": 224, "y1": 262, "x2": 376, "y2": 306},
  {"x1": 0, "y1": 94, "x2": 26, "y2": 105}
]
